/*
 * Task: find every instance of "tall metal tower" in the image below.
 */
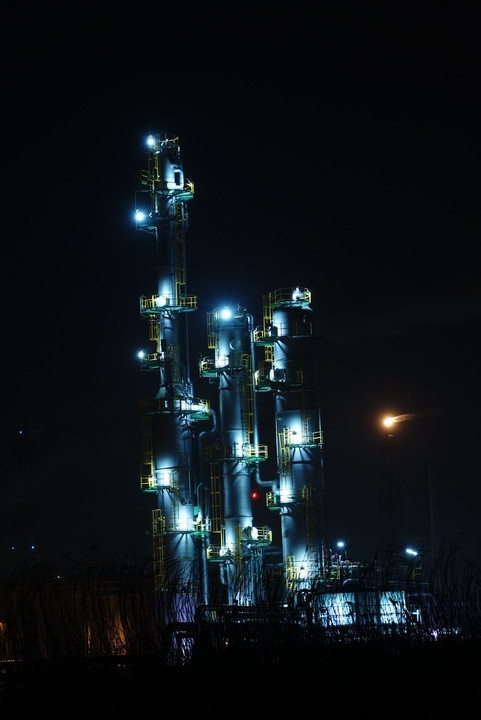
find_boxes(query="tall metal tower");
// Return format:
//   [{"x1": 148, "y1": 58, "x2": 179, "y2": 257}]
[
  {"x1": 134, "y1": 134, "x2": 210, "y2": 598},
  {"x1": 254, "y1": 288, "x2": 327, "y2": 589},
  {"x1": 200, "y1": 305, "x2": 271, "y2": 604}
]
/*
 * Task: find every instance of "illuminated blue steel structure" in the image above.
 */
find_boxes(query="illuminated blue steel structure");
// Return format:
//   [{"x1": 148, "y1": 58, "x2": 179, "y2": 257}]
[
  {"x1": 134, "y1": 134, "x2": 210, "y2": 596},
  {"x1": 134, "y1": 134, "x2": 326, "y2": 605},
  {"x1": 254, "y1": 287, "x2": 327, "y2": 588},
  {"x1": 199, "y1": 305, "x2": 270, "y2": 604},
  {"x1": 132, "y1": 134, "x2": 429, "y2": 652}
]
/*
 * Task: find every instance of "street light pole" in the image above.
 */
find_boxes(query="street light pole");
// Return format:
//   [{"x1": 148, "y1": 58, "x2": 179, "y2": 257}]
[{"x1": 425, "y1": 460, "x2": 436, "y2": 572}]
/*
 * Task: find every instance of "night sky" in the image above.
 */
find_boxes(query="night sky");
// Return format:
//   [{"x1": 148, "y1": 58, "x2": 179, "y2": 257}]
[{"x1": 2, "y1": 6, "x2": 480, "y2": 569}]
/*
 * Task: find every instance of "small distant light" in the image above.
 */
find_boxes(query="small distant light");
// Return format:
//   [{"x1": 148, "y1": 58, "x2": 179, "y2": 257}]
[
  {"x1": 138, "y1": 350, "x2": 145, "y2": 359},
  {"x1": 146, "y1": 135, "x2": 156, "y2": 148},
  {"x1": 406, "y1": 547, "x2": 418, "y2": 557},
  {"x1": 292, "y1": 287, "x2": 303, "y2": 301},
  {"x1": 135, "y1": 209, "x2": 146, "y2": 222},
  {"x1": 31, "y1": 545, "x2": 35, "y2": 550}
]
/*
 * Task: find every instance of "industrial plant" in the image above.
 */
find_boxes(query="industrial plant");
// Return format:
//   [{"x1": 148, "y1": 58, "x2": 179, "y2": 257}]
[
  {"x1": 135, "y1": 131, "x2": 326, "y2": 603},
  {"x1": 0, "y1": 134, "x2": 479, "y2": 704},
  {"x1": 132, "y1": 132, "x2": 431, "y2": 646}
]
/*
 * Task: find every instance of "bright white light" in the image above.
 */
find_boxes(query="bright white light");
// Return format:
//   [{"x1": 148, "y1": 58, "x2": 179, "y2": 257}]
[
  {"x1": 280, "y1": 489, "x2": 294, "y2": 503},
  {"x1": 251, "y1": 527, "x2": 258, "y2": 540},
  {"x1": 155, "y1": 295, "x2": 167, "y2": 307},
  {"x1": 135, "y1": 209, "x2": 146, "y2": 222},
  {"x1": 181, "y1": 400, "x2": 206, "y2": 413},
  {"x1": 157, "y1": 470, "x2": 171, "y2": 487},
  {"x1": 137, "y1": 350, "x2": 145, "y2": 359},
  {"x1": 217, "y1": 355, "x2": 229, "y2": 368},
  {"x1": 337, "y1": 541, "x2": 345, "y2": 550},
  {"x1": 406, "y1": 547, "x2": 418, "y2": 557},
  {"x1": 292, "y1": 287, "x2": 304, "y2": 301},
  {"x1": 178, "y1": 506, "x2": 192, "y2": 531},
  {"x1": 290, "y1": 423, "x2": 302, "y2": 441},
  {"x1": 220, "y1": 307, "x2": 233, "y2": 320},
  {"x1": 219, "y1": 544, "x2": 234, "y2": 557},
  {"x1": 146, "y1": 135, "x2": 156, "y2": 147}
]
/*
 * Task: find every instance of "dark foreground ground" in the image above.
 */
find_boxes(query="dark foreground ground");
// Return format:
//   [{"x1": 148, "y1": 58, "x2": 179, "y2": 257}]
[{"x1": 1, "y1": 640, "x2": 480, "y2": 718}]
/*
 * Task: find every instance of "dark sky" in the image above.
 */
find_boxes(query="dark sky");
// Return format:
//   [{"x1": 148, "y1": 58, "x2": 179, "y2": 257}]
[{"x1": 2, "y1": 6, "x2": 480, "y2": 568}]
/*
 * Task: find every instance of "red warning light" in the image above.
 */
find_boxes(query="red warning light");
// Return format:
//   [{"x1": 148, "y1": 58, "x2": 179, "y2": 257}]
[{"x1": 251, "y1": 491, "x2": 258, "y2": 500}]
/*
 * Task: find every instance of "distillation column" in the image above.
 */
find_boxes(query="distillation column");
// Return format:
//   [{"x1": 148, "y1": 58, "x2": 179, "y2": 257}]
[
  {"x1": 256, "y1": 287, "x2": 326, "y2": 591},
  {"x1": 200, "y1": 305, "x2": 269, "y2": 604},
  {"x1": 135, "y1": 134, "x2": 209, "y2": 594}
]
